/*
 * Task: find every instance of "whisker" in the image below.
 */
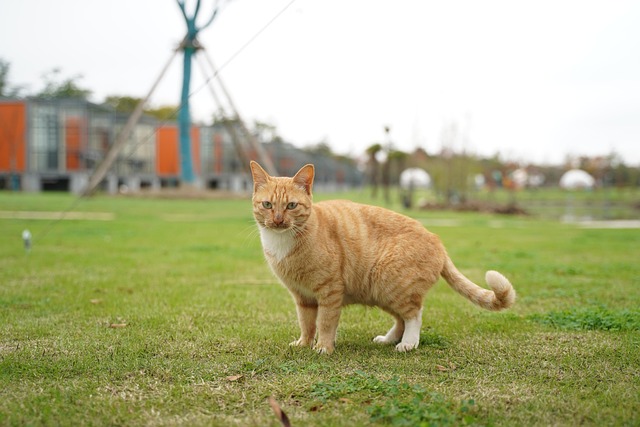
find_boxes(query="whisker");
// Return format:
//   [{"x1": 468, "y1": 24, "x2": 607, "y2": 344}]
[{"x1": 239, "y1": 222, "x2": 261, "y2": 248}]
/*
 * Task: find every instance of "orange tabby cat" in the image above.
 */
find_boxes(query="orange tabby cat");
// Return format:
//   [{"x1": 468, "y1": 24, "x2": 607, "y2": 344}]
[{"x1": 250, "y1": 161, "x2": 516, "y2": 354}]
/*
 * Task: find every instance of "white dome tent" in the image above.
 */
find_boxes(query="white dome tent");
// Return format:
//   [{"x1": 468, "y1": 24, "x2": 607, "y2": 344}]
[
  {"x1": 559, "y1": 169, "x2": 595, "y2": 189},
  {"x1": 399, "y1": 167, "x2": 432, "y2": 209},
  {"x1": 399, "y1": 168, "x2": 432, "y2": 189}
]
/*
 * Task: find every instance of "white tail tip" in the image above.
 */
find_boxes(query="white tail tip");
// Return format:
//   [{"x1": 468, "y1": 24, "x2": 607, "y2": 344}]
[{"x1": 485, "y1": 270, "x2": 516, "y2": 310}]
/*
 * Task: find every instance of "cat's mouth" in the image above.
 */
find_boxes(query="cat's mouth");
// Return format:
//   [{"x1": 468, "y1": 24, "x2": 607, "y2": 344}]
[{"x1": 264, "y1": 222, "x2": 292, "y2": 232}]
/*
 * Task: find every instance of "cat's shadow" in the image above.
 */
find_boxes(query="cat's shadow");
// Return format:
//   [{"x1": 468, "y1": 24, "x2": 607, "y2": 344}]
[{"x1": 288, "y1": 331, "x2": 452, "y2": 357}]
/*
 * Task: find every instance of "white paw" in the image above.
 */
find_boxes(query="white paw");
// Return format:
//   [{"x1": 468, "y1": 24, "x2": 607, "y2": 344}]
[
  {"x1": 373, "y1": 335, "x2": 392, "y2": 344},
  {"x1": 395, "y1": 341, "x2": 419, "y2": 352}
]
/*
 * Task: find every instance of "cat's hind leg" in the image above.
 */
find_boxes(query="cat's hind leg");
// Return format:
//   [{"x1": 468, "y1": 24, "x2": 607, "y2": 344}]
[
  {"x1": 373, "y1": 315, "x2": 404, "y2": 345},
  {"x1": 395, "y1": 307, "x2": 423, "y2": 352}
]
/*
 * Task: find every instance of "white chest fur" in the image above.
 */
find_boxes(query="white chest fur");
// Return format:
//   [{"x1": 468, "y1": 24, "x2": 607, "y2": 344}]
[{"x1": 259, "y1": 227, "x2": 296, "y2": 263}]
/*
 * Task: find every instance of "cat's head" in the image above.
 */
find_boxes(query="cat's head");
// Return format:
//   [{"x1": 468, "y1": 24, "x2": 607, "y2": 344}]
[{"x1": 250, "y1": 161, "x2": 314, "y2": 232}]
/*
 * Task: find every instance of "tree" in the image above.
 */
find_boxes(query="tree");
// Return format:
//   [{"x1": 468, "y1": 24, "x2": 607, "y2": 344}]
[
  {"x1": 37, "y1": 68, "x2": 92, "y2": 99},
  {"x1": 366, "y1": 143, "x2": 382, "y2": 198},
  {"x1": 0, "y1": 58, "x2": 25, "y2": 97},
  {"x1": 105, "y1": 95, "x2": 180, "y2": 121},
  {"x1": 252, "y1": 120, "x2": 279, "y2": 143},
  {"x1": 388, "y1": 150, "x2": 409, "y2": 184},
  {"x1": 104, "y1": 95, "x2": 142, "y2": 113},
  {"x1": 305, "y1": 140, "x2": 334, "y2": 157},
  {"x1": 0, "y1": 59, "x2": 11, "y2": 97},
  {"x1": 145, "y1": 105, "x2": 180, "y2": 121}
]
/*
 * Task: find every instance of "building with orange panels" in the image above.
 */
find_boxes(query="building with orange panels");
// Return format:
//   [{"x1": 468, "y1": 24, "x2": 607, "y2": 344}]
[
  {"x1": 0, "y1": 97, "x2": 362, "y2": 193},
  {"x1": 0, "y1": 98, "x2": 196, "y2": 192}
]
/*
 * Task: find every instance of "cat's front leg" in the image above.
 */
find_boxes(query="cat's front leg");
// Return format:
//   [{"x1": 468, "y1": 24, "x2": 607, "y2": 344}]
[
  {"x1": 314, "y1": 298, "x2": 342, "y2": 355},
  {"x1": 290, "y1": 296, "x2": 317, "y2": 348}
]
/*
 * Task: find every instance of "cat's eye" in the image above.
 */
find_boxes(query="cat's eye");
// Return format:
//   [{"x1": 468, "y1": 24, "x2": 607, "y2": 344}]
[
  {"x1": 262, "y1": 201, "x2": 273, "y2": 209},
  {"x1": 286, "y1": 202, "x2": 298, "y2": 210}
]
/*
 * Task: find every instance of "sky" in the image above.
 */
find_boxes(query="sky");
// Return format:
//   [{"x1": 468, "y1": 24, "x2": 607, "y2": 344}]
[{"x1": 1, "y1": 0, "x2": 639, "y2": 166}]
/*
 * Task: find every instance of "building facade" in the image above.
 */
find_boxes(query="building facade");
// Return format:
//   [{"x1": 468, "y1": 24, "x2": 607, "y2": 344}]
[{"x1": 0, "y1": 98, "x2": 361, "y2": 193}]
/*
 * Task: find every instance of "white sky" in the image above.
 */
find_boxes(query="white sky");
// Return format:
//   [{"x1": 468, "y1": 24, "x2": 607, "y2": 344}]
[{"x1": 1, "y1": 0, "x2": 639, "y2": 165}]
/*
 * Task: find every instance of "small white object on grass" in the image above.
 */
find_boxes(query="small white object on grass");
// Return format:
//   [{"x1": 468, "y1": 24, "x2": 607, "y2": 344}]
[{"x1": 22, "y1": 229, "x2": 32, "y2": 252}]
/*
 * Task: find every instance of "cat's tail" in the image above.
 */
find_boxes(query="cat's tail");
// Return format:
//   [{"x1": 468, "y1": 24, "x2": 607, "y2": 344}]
[{"x1": 441, "y1": 256, "x2": 516, "y2": 311}]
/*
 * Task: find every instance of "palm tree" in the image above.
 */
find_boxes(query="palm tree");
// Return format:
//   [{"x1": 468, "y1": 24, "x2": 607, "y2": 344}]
[{"x1": 366, "y1": 143, "x2": 382, "y2": 198}]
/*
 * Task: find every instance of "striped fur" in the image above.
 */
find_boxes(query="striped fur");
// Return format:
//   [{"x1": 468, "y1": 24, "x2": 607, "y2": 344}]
[{"x1": 250, "y1": 161, "x2": 516, "y2": 354}]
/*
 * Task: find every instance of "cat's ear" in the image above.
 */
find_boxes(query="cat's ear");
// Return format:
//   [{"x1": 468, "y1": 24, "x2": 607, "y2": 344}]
[
  {"x1": 250, "y1": 161, "x2": 270, "y2": 192},
  {"x1": 293, "y1": 164, "x2": 314, "y2": 195}
]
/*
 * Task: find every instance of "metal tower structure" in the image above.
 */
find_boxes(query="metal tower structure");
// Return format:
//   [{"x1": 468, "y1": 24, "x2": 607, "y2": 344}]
[
  {"x1": 176, "y1": 0, "x2": 218, "y2": 185},
  {"x1": 197, "y1": 51, "x2": 278, "y2": 176},
  {"x1": 83, "y1": 0, "x2": 278, "y2": 195}
]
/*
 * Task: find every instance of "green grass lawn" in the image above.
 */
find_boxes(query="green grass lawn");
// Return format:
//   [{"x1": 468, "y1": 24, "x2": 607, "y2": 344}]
[{"x1": 1, "y1": 191, "x2": 639, "y2": 426}]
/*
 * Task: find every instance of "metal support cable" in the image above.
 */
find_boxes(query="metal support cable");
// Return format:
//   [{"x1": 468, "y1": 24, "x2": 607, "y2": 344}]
[{"x1": 83, "y1": 49, "x2": 179, "y2": 195}]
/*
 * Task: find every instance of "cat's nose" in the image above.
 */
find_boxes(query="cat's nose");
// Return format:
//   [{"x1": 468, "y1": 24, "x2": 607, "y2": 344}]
[{"x1": 274, "y1": 213, "x2": 284, "y2": 225}]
